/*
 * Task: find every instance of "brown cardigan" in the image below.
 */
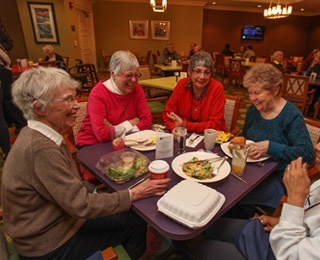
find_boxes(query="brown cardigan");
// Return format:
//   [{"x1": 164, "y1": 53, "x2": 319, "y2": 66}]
[{"x1": 1, "y1": 127, "x2": 131, "y2": 257}]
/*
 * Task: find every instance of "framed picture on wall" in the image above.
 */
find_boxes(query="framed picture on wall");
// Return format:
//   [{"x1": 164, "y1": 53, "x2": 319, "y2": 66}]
[
  {"x1": 151, "y1": 21, "x2": 170, "y2": 40},
  {"x1": 129, "y1": 20, "x2": 148, "y2": 39},
  {"x1": 27, "y1": 2, "x2": 59, "y2": 44}
]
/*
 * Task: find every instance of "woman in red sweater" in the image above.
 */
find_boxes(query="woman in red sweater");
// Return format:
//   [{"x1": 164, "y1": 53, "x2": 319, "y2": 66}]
[
  {"x1": 162, "y1": 51, "x2": 227, "y2": 133},
  {"x1": 76, "y1": 50, "x2": 152, "y2": 148}
]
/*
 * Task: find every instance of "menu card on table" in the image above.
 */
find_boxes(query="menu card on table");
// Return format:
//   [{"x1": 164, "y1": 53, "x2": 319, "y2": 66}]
[{"x1": 155, "y1": 132, "x2": 174, "y2": 159}]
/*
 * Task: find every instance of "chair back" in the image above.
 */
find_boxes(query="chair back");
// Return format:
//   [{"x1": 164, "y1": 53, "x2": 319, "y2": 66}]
[
  {"x1": 304, "y1": 118, "x2": 320, "y2": 147},
  {"x1": 214, "y1": 54, "x2": 225, "y2": 82},
  {"x1": 68, "y1": 101, "x2": 87, "y2": 145},
  {"x1": 255, "y1": 57, "x2": 268, "y2": 63},
  {"x1": 224, "y1": 94, "x2": 241, "y2": 134},
  {"x1": 39, "y1": 60, "x2": 56, "y2": 67},
  {"x1": 68, "y1": 63, "x2": 99, "y2": 94},
  {"x1": 282, "y1": 74, "x2": 309, "y2": 113},
  {"x1": 223, "y1": 55, "x2": 233, "y2": 68},
  {"x1": 62, "y1": 56, "x2": 69, "y2": 70},
  {"x1": 99, "y1": 48, "x2": 111, "y2": 72},
  {"x1": 147, "y1": 96, "x2": 168, "y2": 124},
  {"x1": 229, "y1": 59, "x2": 244, "y2": 74},
  {"x1": 139, "y1": 65, "x2": 151, "y2": 80}
]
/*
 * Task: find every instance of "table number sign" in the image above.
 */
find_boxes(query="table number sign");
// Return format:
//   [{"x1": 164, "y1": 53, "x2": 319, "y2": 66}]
[{"x1": 155, "y1": 132, "x2": 174, "y2": 159}]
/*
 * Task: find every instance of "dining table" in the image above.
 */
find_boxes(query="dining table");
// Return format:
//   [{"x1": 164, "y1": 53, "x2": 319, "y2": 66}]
[
  {"x1": 154, "y1": 64, "x2": 182, "y2": 72},
  {"x1": 241, "y1": 61, "x2": 256, "y2": 68},
  {"x1": 139, "y1": 76, "x2": 177, "y2": 92},
  {"x1": 77, "y1": 138, "x2": 278, "y2": 242}
]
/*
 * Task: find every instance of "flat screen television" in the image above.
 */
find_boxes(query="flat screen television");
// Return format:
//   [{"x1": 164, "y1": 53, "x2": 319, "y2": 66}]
[{"x1": 241, "y1": 25, "x2": 265, "y2": 41}]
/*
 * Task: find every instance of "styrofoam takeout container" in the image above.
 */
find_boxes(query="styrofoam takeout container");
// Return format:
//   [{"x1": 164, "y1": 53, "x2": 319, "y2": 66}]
[{"x1": 157, "y1": 180, "x2": 225, "y2": 229}]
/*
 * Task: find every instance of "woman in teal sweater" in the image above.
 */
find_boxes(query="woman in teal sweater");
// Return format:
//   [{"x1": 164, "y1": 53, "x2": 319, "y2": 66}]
[{"x1": 230, "y1": 63, "x2": 314, "y2": 218}]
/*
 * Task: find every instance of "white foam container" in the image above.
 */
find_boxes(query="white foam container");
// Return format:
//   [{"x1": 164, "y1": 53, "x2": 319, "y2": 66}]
[{"x1": 157, "y1": 180, "x2": 225, "y2": 229}]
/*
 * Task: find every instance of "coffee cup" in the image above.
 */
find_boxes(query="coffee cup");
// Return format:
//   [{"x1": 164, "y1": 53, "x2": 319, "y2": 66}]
[
  {"x1": 204, "y1": 129, "x2": 217, "y2": 151},
  {"x1": 149, "y1": 160, "x2": 169, "y2": 180}
]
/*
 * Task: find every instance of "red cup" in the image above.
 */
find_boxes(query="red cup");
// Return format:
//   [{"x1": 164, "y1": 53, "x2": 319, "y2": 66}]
[{"x1": 148, "y1": 160, "x2": 169, "y2": 180}]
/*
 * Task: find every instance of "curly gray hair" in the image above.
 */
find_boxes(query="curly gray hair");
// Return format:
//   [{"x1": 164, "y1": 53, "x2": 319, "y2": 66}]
[
  {"x1": 12, "y1": 66, "x2": 79, "y2": 120},
  {"x1": 243, "y1": 63, "x2": 283, "y2": 93},
  {"x1": 188, "y1": 51, "x2": 213, "y2": 72}
]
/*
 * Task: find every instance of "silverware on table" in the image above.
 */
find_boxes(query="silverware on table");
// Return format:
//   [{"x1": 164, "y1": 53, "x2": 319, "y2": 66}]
[
  {"x1": 213, "y1": 156, "x2": 227, "y2": 176},
  {"x1": 182, "y1": 156, "x2": 225, "y2": 165},
  {"x1": 230, "y1": 172, "x2": 249, "y2": 184},
  {"x1": 189, "y1": 135, "x2": 200, "y2": 143}
]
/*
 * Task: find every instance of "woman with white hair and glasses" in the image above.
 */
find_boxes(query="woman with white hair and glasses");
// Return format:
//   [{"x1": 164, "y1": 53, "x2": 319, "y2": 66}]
[
  {"x1": 76, "y1": 50, "x2": 152, "y2": 149},
  {"x1": 162, "y1": 51, "x2": 228, "y2": 133},
  {"x1": 2, "y1": 67, "x2": 169, "y2": 259}
]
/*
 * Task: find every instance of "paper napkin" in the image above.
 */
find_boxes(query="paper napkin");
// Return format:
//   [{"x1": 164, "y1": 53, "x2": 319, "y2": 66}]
[{"x1": 186, "y1": 133, "x2": 204, "y2": 148}]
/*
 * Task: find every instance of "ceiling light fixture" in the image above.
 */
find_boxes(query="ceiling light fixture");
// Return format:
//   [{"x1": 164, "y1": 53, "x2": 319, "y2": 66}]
[
  {"x1": 263, "y1": 0, "x2": 293, "y2": 19},
  {"x1": 150, "y1": 0, "x2": 167, "y2": 12}
]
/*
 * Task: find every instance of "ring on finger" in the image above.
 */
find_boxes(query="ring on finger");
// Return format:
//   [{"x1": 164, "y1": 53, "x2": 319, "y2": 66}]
[{"x1": 286, "y1": 165, "x2": 291, "y2": 171}]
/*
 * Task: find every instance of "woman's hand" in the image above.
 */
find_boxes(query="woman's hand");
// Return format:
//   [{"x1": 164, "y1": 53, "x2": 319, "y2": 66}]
[
  {"x1": 129, "y1": 117, "x2": 140, "y2": 126},
  {"x1": 130, "y1": 178, "x2": 171, "y2": 201},
  {"x1": 284, "y1": 157, "x2": 310, "y2": 208},
  {"x1": 247, "y1": 140, "x2": 269, "y2": 159},
  {"x1": 167, "y1": 112, "x2": 183, "y2": 127},
  {"x1": 255, "y1": 215, "x2": 280, "y2": 232}
]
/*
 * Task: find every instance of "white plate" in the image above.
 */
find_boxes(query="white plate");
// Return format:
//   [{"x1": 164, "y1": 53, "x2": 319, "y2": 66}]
[
  {"x1": 125, "y1": 130, "x2": 156, "y2": 151},
  {"x1": 221, "y1": 140, "x2": 270, "y2": 163},
  {"x1": 171, "y1": 152, "x2": 231, "y2": 183}
]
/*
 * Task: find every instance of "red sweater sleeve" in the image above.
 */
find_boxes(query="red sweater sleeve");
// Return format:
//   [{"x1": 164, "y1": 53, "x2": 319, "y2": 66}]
[{"x1": 162, "y1": 78, "x2": 227, "y2": 133}]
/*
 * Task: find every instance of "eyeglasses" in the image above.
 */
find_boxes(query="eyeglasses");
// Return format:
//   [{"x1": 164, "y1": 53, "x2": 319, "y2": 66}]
[
  {"x1": 192, "y1": 69, "x2": 211, "y2": 77},
  {"x1": 53, "y1": 96, "x2": 78, "y2": 106},
  {"x1": 120, "y1": 72, "x2": 142, "y2": 79}
]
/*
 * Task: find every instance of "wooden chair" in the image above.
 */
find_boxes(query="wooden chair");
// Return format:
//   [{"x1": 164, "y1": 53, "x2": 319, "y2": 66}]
[
  {"x1": 68, "y1": 63, "x2": 99, "y2": 95},
  {"x1": 64, "y1": 101, "x2": 87, "y2": 173},
  {"x1": 224, "y1": 94, "x2": 241, "y2": 135},
  {"x1": 139, "y1": 65, "x2": 169, "y2": 98},
  {"x1": 214, "y1": 54, "x2": 225, "y2": 83},
  {"x1": 39, "y1": 60, "x2": 56, "y2": 67},
  {"x1": 282, "y1": 74, "x2": 315, "y2": 116},
  {"x1": 228, "y1": 58, "x2": 246, "y2": 86},
  {"x1": 99, "y1": 48, "x2": 111, "y2": 73},
  {"x1": 147, "y1": 96, "x2": 169, "y2": 124},
  {"x1": 271, "y1": 117, "x2": 320, "y2": 217},
  {"x1": 255, "y1": 57, "x2": 268, "y2": 63},
  {"x1": 62, "y1": 56, "x2": 69, "y2": 70}
]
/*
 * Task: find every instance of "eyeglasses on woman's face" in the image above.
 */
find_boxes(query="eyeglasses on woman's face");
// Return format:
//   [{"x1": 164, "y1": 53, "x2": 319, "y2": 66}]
[
  {"x1": 119, "y1": 71, "x2": 142, "y2": 80},
  {"x1": 53, "y1": 95, "x2": 79, "y2": 107},
  {"x1": 192, "y1": 68, "x2": 211, "y2": 77}
]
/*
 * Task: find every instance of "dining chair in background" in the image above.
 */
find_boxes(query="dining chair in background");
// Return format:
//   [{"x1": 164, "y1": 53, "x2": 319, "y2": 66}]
[
  {"x1": 62, "y1": 56, "x2": 69, "y2": 70},
  {"x1": 214, "y1": 54, "x2": 226, "y2": 83},
  {"x1": 224, "y1": 94, "x2": 241, "y2": 135},
  {"x1": 271, "y1": 117, "x2": 320, "y2": 217},
  {"x1": 282, "y1": 74, "x2": 315, "y2": 116},
  {"x1": 99, "y1": 48, "x2": 111, "y2": 73},
  {"x1": 228, "y1": 59, "x2": 246, "y2": 87},
  {"x1": 68, "y1": 63, "x2": 99, "y2": 95}
]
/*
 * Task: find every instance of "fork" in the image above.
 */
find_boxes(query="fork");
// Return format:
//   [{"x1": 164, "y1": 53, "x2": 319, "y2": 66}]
[
  {"x1": 213, "y1": 156, "x2": 227, "y2": 176},
  {"x1": 189, "y1": 135, "x2": 200, "y2": 144}
]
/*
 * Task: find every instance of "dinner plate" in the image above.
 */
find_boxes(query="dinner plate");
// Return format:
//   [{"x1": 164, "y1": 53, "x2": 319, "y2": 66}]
[
  {"x1": 171, "y1": 152, "x2": 231, "y2": 183},
  {"x1": 221, "y1": 140, "x2": 270, "y2": 163},
  {"x1": 125, "y1": 130, "x2": 156, "y2": 151}
]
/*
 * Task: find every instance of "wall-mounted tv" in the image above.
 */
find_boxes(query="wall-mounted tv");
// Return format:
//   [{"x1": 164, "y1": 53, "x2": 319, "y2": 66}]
[{"x1": 241, "y1": 25, "x2": 265, "y2": 41}]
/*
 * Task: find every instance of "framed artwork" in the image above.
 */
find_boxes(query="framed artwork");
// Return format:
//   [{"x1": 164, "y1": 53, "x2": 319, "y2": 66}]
[
  {"x1": 151, "y1": 20, "x2": 170, "y2": 40},
  {"x1": 27, "y1": 2, "x2": 59, "y2": 44},
  {"x1": 129, "y1": 20, "x2": 148, "y2": 39}
]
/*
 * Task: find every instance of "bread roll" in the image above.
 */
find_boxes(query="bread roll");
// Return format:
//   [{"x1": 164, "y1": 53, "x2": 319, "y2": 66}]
[{"x1": 228, "y1": 136, "x2": 246, "y2": 150}]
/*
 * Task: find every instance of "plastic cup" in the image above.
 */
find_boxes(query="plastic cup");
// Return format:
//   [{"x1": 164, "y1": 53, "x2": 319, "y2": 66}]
[
  {"x1": 231, "y1": 145, "x2": 248, "y2": 176},
  {"x1": 204, "y1": 129, "x2": 217, "y2": 151},
  {"x1": 111, "y1": 126, "x2": 125, "y2": 151},
  {"x1": 176, "y1": 127, "x2": 187, "y2": 154},
  {"x1": 149, "y1": 160, "x2": 169, "y2": 180}
]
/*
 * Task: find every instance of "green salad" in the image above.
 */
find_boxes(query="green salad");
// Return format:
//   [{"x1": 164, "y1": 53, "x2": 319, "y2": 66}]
[
  {"x1": 182, "y1": 157, "x2": 213, "y2": 180},
  {"x1": 108, "y1": 157, "x2": 149, "y2": 180}
]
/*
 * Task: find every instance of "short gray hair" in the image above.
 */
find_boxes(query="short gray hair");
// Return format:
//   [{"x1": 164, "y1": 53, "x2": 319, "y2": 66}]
[
  {"x1": 188, "y1": 51, "x2": 213, "y2": 72},
  {"x1": 12, "y1": 67, "x2": 79, "y2": 120},
  {"x1": 109, "y1": 50, "x2": 139, "y2": 75},
  {"x1": 272, "y1": 50, "x2": 283, "y2": 60},
  {"x1": 243, "y1": 63, "x2": 283, "y2": 92}
]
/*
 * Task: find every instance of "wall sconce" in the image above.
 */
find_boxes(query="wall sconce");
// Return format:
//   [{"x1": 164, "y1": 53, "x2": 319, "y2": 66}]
[{"x1": 150, "y1": 0, "x2": 167, "y2": 12}]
